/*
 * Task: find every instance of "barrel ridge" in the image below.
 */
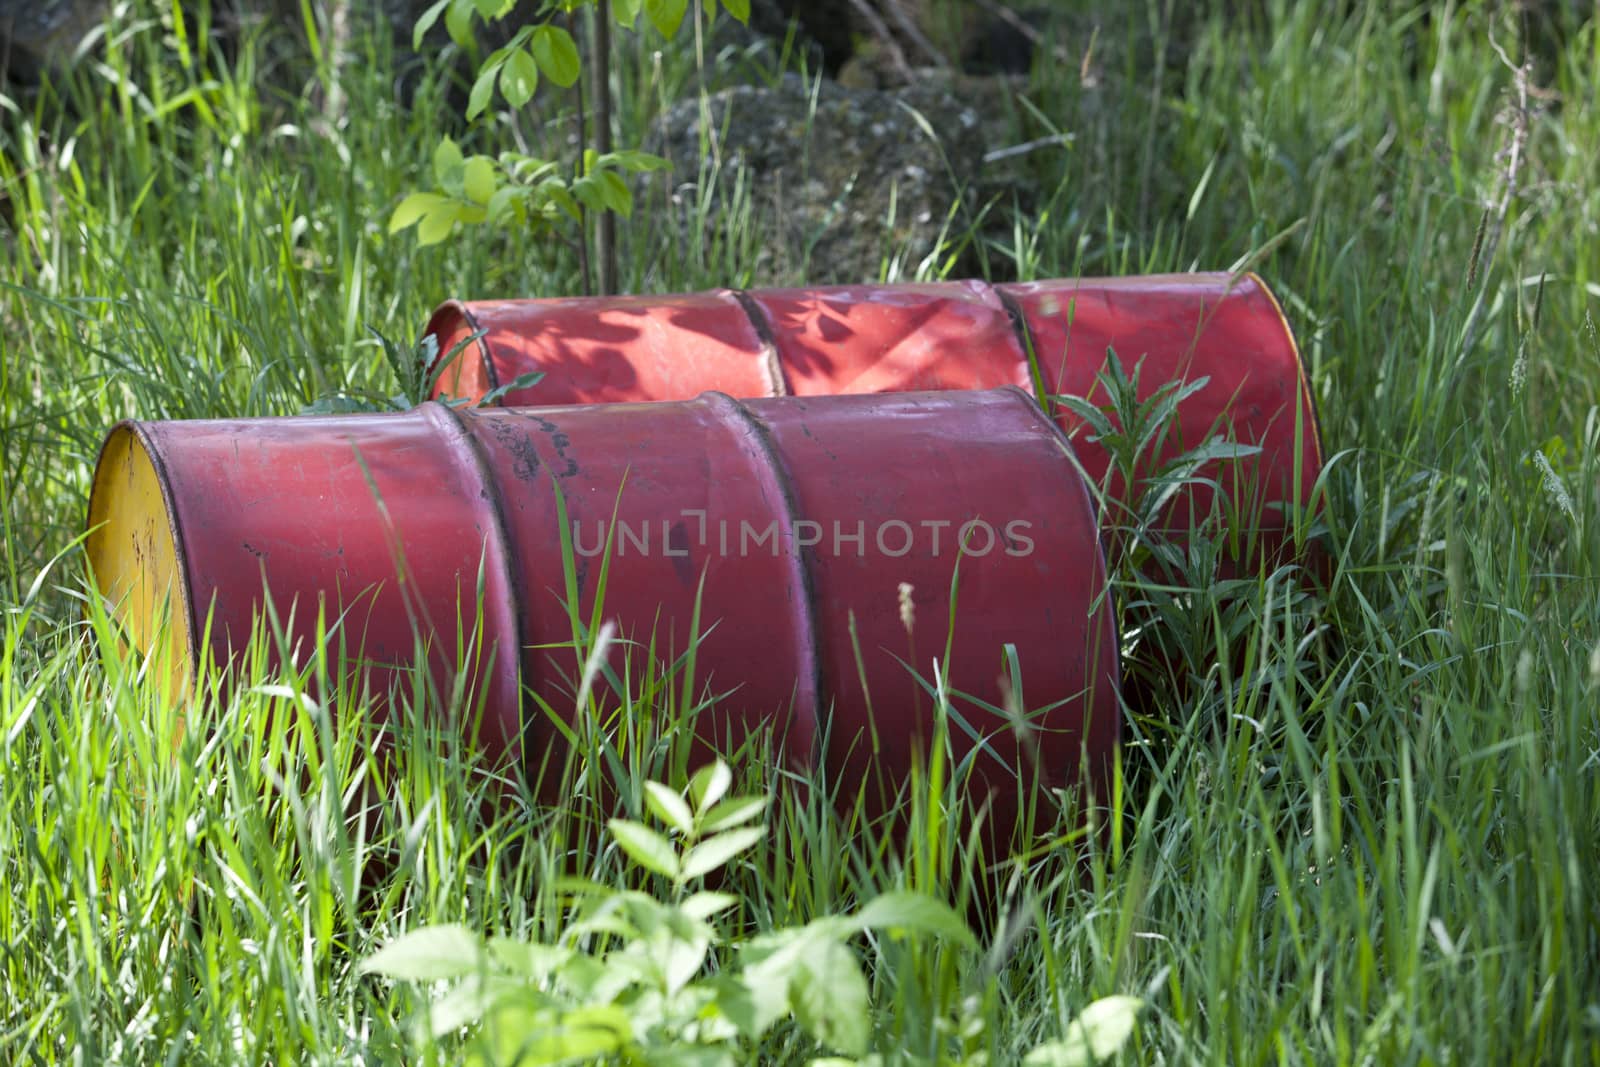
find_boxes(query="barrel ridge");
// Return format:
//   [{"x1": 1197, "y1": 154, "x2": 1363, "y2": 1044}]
[
  {"x1": 696, "y1": 390, "x2": 825, "y2": 770},
  {"x1": 425, "y1": 400, "x2": 531, "y2": 761}
]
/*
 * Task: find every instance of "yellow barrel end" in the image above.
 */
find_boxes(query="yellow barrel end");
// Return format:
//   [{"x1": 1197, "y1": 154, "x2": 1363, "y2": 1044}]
[{"x1": 85, "y1": 425, "x2": 194, "y2": 690}]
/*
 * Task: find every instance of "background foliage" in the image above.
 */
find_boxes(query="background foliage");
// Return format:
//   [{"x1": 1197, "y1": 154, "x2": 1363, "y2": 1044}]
[{"x1": 2, "y1": 0, "x2": 1598, "y2": 1061}]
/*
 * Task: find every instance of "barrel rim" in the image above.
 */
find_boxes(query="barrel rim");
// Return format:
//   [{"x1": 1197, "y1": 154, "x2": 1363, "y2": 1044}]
[
  {"x1": 84, "y1": 420, "x2": 202, "y2": 684},
  {"x1": 425, "y1": 299, "x2": 499, "y2": 396},
  {"x1": 1240, "y1": 269, "x2": 1326, "y2": 482}
]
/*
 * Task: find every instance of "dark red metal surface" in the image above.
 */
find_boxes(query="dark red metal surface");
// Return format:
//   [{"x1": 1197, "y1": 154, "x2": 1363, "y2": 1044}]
[
  {"x1": 741, "y1": 281, "x2": 1031, "y2": 394},
  {"x1": 429, "y1": 290, "x2": 782, "y2": 405},
  {"x1": 428, "y1": 273, "x2": 1323, "y2": 574},
  {"x1": 90, "y1": 389, "x2": 1120, "y2": 837}
]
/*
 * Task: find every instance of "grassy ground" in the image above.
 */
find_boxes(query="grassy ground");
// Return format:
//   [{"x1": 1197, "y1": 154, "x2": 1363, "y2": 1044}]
[{"x1": 3, "y1": 0, "x2": 1599, "y2": 1062}]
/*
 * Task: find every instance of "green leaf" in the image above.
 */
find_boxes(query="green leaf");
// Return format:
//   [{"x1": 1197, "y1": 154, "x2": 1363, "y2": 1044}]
[
  {"x1": 1054, "y1": 395, "x2": 1117, "y2": 440},
  {"x1": 653, "y1": 926, "x2": 713, "y2": 993},
  {"x1": 485, "y1": 184, "x2": 525, "y2": 224},
  {"x1": 644, "y1": 780, "x2": 695, "y2": 835},
  {"x1": 612, "y1": 0, "x2": 642, "y2": 28},
  {"x1": 432, "y1": 136, "x2": 464, "y2": 188},
  {"x1": 599, "y1": 170, "x2": 633, "y2": 216},
  {"x1": 706, "y1": 973, "x2": 773, "y2": 1039},
  {"x1": 478, "y1": 35, "x2": 524, "y2": 71},
  {"x1": 539, "y1": 179, "x2": 581, "y2": 221},
  {"x1": 789, "y1": 939, "x2": 871, "y2": 1057},
  {"x1": 389, "y1": 191, "x2": 447, "y2": 234},
  {"x1": 480, "y1": 1001, "x2": 631, "y2": 1064},
  {"x1": 682, "y1": 825, "x2": 764, "y2": 881},
  {"x1": 558, "y1": 953, "x2": 609, "y2": 1000},
  {"x1": 444, "y1": 0, "x2": 476, "y2": 48},
  {"x1": 852, "y1": 892, "x2": 977, "y2": 949},
  {"x1": 412, "y1": 0, "x2": 451, "y2": 50},
  {"x1": 699, "y1": 794, "x2": 765, "y2": 832},
  {"x1": 531, "y1": 25, "x2": 582, "y2": 88},
  {"x1": 486, "y1": 938, "x2": 573, "y2": 976},
  {"x1": 471, "y1": 0, "x2": 507, "y2": 16},
  {"x1": 478, "y1": 370, "x2": 545, "y2": 407},
  {"x1": 553, "y1": 874, "x2": 615, "y2": 899},
  {"x1": 466, "y1": 61, "x2": 499, "y2": 119},
  {"x1": 600, "y1": 148, "x2": 672, "y2": 173},
  {"x1": 548, "y1": 1004, "x2": 634, "y2": 1058},
  {"x1": 426, "y1": 974, "x2": 528, "y2": 1038},
  {"x1": 720, "y1": 0, "x2": 750, "y2": 23},
  {"x1": 680, "y1": 890, "x2": 739, "y2": 922},
  {"x1": 644, "y1": 0, "x2": 689, "y2": 38},
  {"x1": 416, "y1": 202, "x2": 460, "y2": 245},
  {"x1": 500, "y1": 48, "x2": 540, "y2": 109},
  {"x1": 608, "y1": 818, "x2": 680, "y2": 879},
  {"x1": 650, "y1": 1047, "x2": 739, "y2": 1067},
  {"x1": 358, "y1": 923, "x2": 484, "y2": 981},
  {"x1": 568, "y1": 910, "x2": 639, "y2": 943},
  {"x1": 689, "y1": 760, "x2": 732, "y2": 814},
  {"x1": 1023, "y1": 996, "x2": 1145, "y2": 1067},
  {"x1": 462, "y1": 156, "x2": 496, "y2": 205},
  {"x1": 506, "y1": 154, "x2": 558, "y2": 183},
  {"x1": 570, "y1": 175, "x2": 608, "y2": 214}
]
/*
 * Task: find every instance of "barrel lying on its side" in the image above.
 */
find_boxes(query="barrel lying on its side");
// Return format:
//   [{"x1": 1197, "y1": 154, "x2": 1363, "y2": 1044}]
[
  {"x1": 427, "y1": 273, "x2": 1324, "y2": 574},
  {"x1": 86, "y1": 388, "x2": 1121, "y2": 836}
]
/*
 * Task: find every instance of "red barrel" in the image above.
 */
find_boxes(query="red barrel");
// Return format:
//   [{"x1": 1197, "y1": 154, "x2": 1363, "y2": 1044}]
[
  {"x1": 428, "y1": 273, "x2": 1322, "y2": 574},
  {"x1": 86, "y1": 388, "x2": 1120, "y2": 836}
]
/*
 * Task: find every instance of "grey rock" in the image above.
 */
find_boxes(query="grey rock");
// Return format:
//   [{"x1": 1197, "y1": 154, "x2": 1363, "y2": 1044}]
[
  {"x1": 648, "y1": 72, "x2": 997, "y2": 285},
  {"x1": 0, "y1": 0, "x2": 106, "y2": 82}
]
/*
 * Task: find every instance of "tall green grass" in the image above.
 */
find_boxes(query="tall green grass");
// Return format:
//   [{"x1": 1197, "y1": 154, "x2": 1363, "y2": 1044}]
[{"x1": 2, "y1": 0, "x2": 1598, "y2": 1061}]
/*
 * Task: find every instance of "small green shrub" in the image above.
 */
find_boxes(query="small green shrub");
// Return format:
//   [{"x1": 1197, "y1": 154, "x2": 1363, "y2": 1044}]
[
  {"x1": 361, "y1": 759, "x2": 1144, "y2": 1064},
  {"x1": 390, "y1": 0, "x2": 750, "y2": 294}
]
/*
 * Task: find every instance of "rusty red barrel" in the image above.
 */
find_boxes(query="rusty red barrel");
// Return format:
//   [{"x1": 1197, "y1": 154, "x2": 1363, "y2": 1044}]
[
  {"x1": 429, "y1": 273, "x2": 1323, "y2": 573},
  {"x1": 86, "y1": 388, "x2": 1120, "y2": 836}
]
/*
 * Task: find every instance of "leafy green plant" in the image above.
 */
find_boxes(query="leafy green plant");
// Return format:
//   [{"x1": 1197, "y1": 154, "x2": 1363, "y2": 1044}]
[
  {"x1": 1051, "y1": 342, "x2": 1330, "y2": 726},
  {"x1": 361, "y1": 759, "x2": 1143, "y2": 1064},
  {"x1": 1052, "y1": 347, "x2": 1267, "y2": 576},
  {"x1": 387, "y1": 131, "x2": 667, "y2": 252},
  {"x1": 389, "y1": 0, "x2": 750, "y2": 293}
]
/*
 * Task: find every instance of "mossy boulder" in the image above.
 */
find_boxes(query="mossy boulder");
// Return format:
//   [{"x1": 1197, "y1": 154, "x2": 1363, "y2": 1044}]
[{"x1": 648, "y1": 72, "x2": 1001, "y2": 284}]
